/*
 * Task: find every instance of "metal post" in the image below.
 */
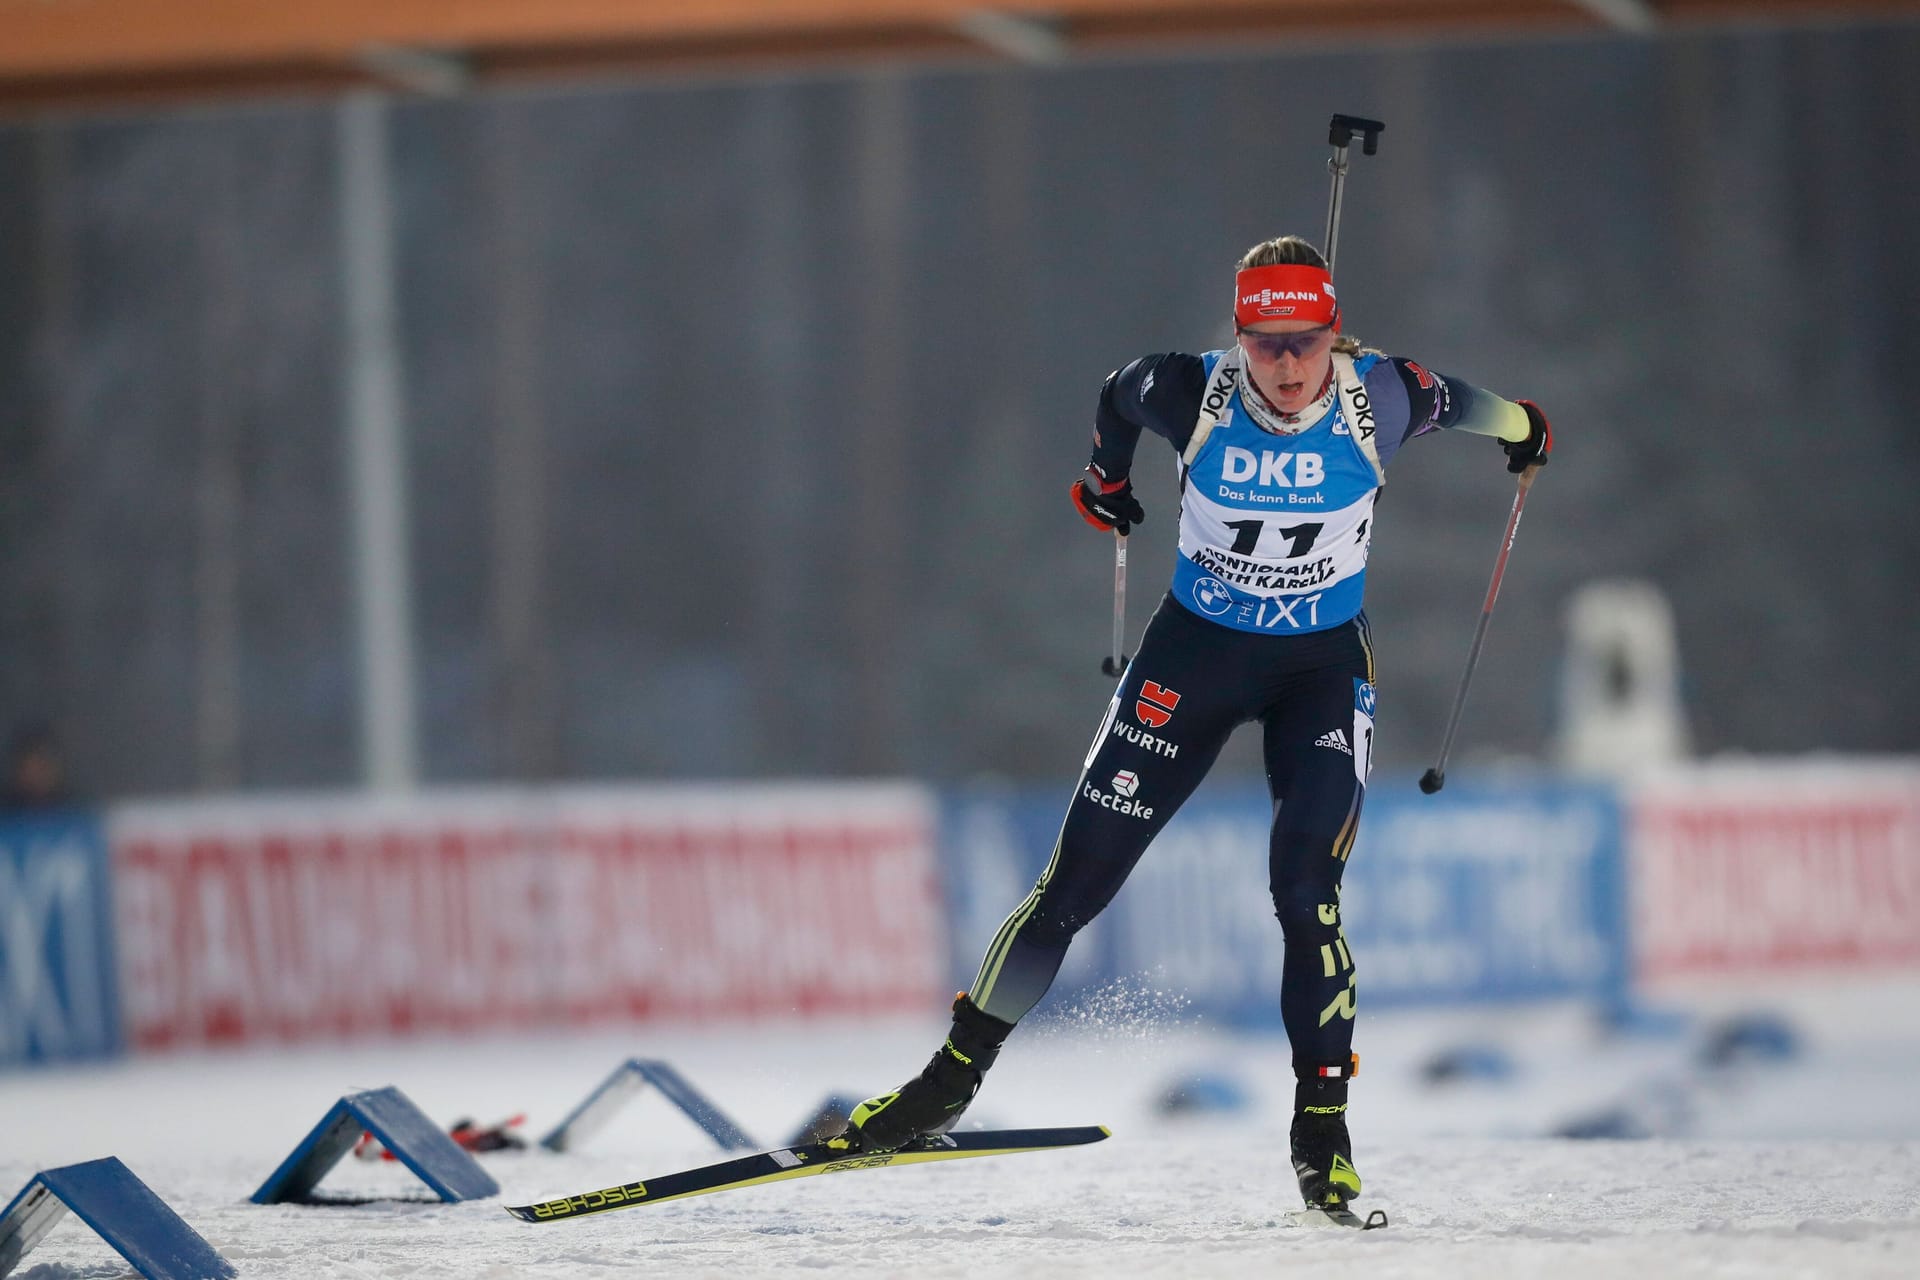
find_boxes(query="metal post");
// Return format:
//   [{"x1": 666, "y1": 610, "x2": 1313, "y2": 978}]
[{"x1": 337, "y1": 92, "x2": 420, "y2": 791}]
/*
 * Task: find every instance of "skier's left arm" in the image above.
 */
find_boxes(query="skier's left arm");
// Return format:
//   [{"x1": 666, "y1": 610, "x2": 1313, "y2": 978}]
[{"x1": 1377, "y1": 357, "x2": 1553, "y2": 473}]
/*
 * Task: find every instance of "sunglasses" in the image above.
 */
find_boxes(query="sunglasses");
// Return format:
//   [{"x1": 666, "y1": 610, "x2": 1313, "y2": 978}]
[{"x1": 1236, "y1": 324, "x2": 1334, "y2": 361}]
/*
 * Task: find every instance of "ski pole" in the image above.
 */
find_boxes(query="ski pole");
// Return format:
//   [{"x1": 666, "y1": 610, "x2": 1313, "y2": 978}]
[
  {"x1": 1418, "y1": 465, "x2": 1541, "y2": 795},
  {"x1": 1100, "y1": 531, "x2": 1129, "y2": 678},
  {"x1": 1323, "y1": 114, "x2": 1385, "y2": 273}
]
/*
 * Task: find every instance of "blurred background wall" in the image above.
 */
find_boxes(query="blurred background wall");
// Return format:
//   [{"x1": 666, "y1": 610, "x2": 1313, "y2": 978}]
[{"x1": 3, "y1": 14, "x2": 1917, "y2": 800}]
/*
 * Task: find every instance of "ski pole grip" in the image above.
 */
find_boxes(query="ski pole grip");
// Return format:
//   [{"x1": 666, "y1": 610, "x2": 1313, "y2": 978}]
[{"x1": 1328, "y1": 114, "x2": 1387, "y2": 155}]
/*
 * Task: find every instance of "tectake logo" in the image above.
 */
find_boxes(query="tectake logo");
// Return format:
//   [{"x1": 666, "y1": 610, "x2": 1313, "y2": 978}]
[
  {"x1": 1082, "y1": 777, "x2": 1155, "y2": 821},
  {"x1": 1112, "y1": 769, "x2": 1140, "y2": 798}
]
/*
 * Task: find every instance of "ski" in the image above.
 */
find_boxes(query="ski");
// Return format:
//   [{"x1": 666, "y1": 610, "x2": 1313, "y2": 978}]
[
  {"x1": 1290, "y1": 1203, "x2": 1389, "y2": 1230},
  {"x1": 505, "y1": 1125, "x2": 1111, "y2": 1223}
]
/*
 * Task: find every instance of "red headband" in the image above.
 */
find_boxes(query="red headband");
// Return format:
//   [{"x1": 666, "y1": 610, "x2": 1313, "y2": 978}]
[{"x1": 1233, "y1": 264, "x2": 1340, "y2": 331}]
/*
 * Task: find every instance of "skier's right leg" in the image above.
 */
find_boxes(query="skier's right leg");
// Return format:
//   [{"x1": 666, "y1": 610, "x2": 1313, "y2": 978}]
[
  {"x1": 1258, "y1": 620, "x2": 1373, "y2": 1208},
  {"x1": 843, "y1": 597, "x2": 1245, "y2": 1152}
]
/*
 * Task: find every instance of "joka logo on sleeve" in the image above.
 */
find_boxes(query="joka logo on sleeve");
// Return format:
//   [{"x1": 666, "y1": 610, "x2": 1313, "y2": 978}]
[{"x1": 1135, "y1": 682, "x2": 1181, "y2": 729}]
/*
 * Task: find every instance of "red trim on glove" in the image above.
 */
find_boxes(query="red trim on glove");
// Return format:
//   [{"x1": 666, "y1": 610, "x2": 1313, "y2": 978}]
[
  {"x1": 1517, "y1": 399, "x2": 1553, "y2": 458},
  {"x1": 1071, "y1": 478, "x2": 1114, "y2": 529}
]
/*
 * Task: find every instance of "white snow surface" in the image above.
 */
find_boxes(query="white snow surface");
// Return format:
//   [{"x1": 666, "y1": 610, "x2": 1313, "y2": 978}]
[{"x1": 6, "y1": 977, "x2": 1920, "y2": 1278}]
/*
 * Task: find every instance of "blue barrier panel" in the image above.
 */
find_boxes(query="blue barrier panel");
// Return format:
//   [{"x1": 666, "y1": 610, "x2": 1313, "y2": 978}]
[
  {"x1": 540, "y1": 1059, "x2": 758, "y2": 1153},
  {"x1": 0, "y1": 813, "x2": 121, "y2": 1067},
  {"x1": 1339, "y1": 778, "x2": 1627, "y2": 1010},
  {"x1": 251, "y1": 1086, "x2": 499, "y2": 1204},
  {"x1": 0, "y1": 1157, "x2": 236, "y2": 1280},
  {"x1": 940, "y1": 776, "x2": 1625, "y2": 1023}
]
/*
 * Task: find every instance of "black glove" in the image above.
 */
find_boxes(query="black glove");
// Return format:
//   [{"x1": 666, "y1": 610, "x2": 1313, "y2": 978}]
[
  {"x1": 1503, "y1": 400, "x2": 1552, "y2": 473},
  {"x1": 1070, "y1": 466, "x2": 1144, "y2": 534}
]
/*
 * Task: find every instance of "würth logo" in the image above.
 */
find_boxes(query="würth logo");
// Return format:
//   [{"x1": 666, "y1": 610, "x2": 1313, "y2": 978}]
[{"x1": 1135, "y1": 681, "x2": 1181, "y2": 729}]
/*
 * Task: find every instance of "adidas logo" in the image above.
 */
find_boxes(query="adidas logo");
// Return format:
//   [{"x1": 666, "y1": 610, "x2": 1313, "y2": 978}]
[{"x1": 1314, "y1": 729, "x2": 1352, "y2": 756}]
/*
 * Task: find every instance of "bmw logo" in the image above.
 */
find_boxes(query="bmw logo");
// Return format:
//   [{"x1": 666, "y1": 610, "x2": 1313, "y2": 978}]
[
  {"x1": 1192, "y1": 577, "x2": 1233, "y2": 616},
  {"x1": 1356, "y1": 681, "x2": 1376, "y2": 715}
]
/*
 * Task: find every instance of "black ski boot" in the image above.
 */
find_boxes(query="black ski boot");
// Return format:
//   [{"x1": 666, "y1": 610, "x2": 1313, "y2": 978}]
[
  {"x1": 1291, "y1": 1062, "x2": 1362, "y2": 1208},
  {"x1": 840, "y1": 993, "x2": 1014, "y2": 1153}
]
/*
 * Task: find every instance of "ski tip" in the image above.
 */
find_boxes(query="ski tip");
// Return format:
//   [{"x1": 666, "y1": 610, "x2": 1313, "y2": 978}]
[
  {"x1": 1285, "y1": 1203, "x2": 1389, "y2": 1231},
  {"x1": 956, "y1": 1124, "x2": 1110, "y2": 1150}
]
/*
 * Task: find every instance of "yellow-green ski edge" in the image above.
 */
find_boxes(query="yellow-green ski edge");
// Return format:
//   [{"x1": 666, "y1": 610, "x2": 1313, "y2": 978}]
[{"x1": 507, "y1": 1125, "x2": 1111, "y2": 1223}]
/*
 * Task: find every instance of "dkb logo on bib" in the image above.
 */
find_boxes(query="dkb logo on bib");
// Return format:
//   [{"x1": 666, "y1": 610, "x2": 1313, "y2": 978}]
[{"x1": 1221, "y1": 448, "x2": 1324, "y2": 487}]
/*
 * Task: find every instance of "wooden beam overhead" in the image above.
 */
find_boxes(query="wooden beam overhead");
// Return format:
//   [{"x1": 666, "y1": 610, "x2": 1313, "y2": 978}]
[
  {"x1": 1567, "y1": 0, "x2": 1663, "y2": 29},
  {"x1": 352, "y1": 46, "x2": 473, "y2": 96},
  {"x1": 1, "y1": 0, "x2": 1914, "y2": 115},
  {"x1": 952, "y1": 10, "x2": 1071, "y2": 63}
]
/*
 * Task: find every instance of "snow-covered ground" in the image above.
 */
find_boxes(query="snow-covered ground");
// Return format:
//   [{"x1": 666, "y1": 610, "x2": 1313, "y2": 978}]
[{"x1": 5, "y1": 975, "x2": 1919, "y2": 1278}]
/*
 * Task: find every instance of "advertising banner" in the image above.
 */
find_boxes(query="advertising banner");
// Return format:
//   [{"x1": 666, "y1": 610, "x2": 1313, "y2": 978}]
[
  {"x1": 110, "y1": 785, "x2": 944, "y2": 1049},
  {"x1": 1632, "y1": 764, "x2": 1920, "y2": 980},
  {"x1": 0, "y1": 813, "x2": 120, "y2": 1066},
  {"x1": 942, "y1": 776, "x2": 1626, "y2": 1023}
]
